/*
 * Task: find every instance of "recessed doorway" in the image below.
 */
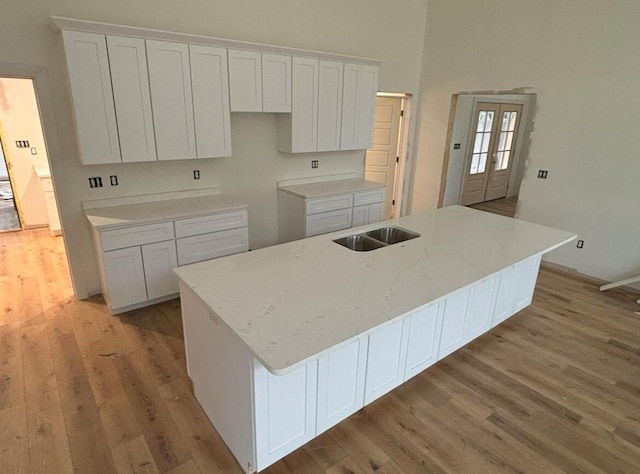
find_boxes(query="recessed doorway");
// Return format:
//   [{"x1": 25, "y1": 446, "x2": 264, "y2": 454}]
[{"x1": 439, "y1": 93, "x2": 536, "y2": 218}]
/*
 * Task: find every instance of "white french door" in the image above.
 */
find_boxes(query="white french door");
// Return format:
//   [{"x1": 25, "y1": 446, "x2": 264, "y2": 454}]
[{"x1": 461, "y1": 102, "x2": 522, "y2": 206}]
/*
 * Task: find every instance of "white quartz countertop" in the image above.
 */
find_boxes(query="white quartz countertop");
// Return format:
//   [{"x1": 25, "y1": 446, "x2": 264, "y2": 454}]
[
  {"x1": 84, "y1": 193, "x2": 247, "y2": 230},
  {"x1": 174, "y1": 206, "x2": 576, "y2": 374},
  {"x1": 278, "y1": 178, "x2": 385, "y2": 199}
]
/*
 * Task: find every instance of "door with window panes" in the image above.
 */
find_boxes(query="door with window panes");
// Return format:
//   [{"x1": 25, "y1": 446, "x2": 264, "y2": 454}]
[{"x1": 461, "y1": 102, "x2": 522, "y2": 206}]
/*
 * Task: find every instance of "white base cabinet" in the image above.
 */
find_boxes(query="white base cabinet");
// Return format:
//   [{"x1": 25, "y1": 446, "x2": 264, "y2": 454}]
[
  {"x1": 278, "y1": 187, "x2": 385, "y2": 242},
  {"x1": 93, "y1": 208, "x2": 248, "y2": 314},
  {"x1": 180, "y1": 253, "x2": 543, "y2": 473}
]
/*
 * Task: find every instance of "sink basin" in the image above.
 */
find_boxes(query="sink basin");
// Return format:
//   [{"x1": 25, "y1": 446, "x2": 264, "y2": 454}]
[
  {"x1": 333, "y1": 226, "x2": 420, "y2": 251},
  {"x1": 333, "y1": 235, "x2": 386, "y2": 252},
  {"x1": 365, "y1": 226, "x2": 420, "y2": 244}
]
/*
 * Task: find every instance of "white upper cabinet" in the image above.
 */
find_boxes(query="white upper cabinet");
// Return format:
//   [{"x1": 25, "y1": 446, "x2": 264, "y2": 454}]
[
  {"x1": 278, "y1": 57, "x2": 319, "y2": 153},
  {"x1": 146, "y1": 40, "x2": 197, "y2": 160},
  {"x1": 106, "y1": 35, "x2": 156, "y2": 163},
  {"x1": 228, "y1": 49, "x2": 263, "y2": 112},
  {"x1": 341, "y1": 64, "x2": 379, "y2": 150},
  {"x1": 317, "y1": 61, "x2": 343, "y2": 152},
  {"x1": 190, "y1": 45, "x2": 232, "y2": 158},
  {"x1": 62, "y1": 30, "x2": 121, "y2": 165},
  {"x1": 262, "y1": 53, "x2": 291, "y2": 113}
]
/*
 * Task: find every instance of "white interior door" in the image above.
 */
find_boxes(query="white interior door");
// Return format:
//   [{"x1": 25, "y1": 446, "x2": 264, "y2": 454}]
[
  {"x1": 485, "y1": 104, "x2": 522, "y2": 201},
  {"x1": 461, "y1": 102, "x2": 522, "y2": 205},
  {"x1": 365, "y1": 97, "x2": 402, "y2": 219}
]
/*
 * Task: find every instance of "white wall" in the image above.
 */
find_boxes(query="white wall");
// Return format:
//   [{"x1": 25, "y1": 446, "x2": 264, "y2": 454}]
[
  {"x1": 0, "y1": 78, "x2": 49, "y2": 226},
  {"x1": 0, "y1": 0, "x2": 429, "y2": 297},
  {"x1": 412, "y1": 0, "x2": 640, "y2": 287}
]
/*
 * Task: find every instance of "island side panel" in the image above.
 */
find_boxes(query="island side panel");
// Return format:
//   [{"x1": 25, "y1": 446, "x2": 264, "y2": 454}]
[
  {"x1": 277, "y1": 190, "x2": 305, "y2": 243},
  {"x1": 179, "y1": 282, "x2": 257, "y2": 473}
]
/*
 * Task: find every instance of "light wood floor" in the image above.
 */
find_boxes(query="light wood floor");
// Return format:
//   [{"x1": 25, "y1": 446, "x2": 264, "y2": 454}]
[
  {"x1": 468, "y1": 197, "x2": 518, "y2": 218},
  {"x1": 2, "y1": 229, "x2": 640, "y2": 473}
]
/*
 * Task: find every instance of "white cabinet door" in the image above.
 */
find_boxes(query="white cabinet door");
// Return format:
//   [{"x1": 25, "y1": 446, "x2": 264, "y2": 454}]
[
  {"x1": 253, "y1": 360, "x2": 317, "y2": 472},
  {"x1": 106, "y1": 35, "x2": 156, "y2": 163},
  {"x1": 289, "y1": 57, "x2": 319, "y2": 152},
  {"x1": 492, "y1": 265, "x2": 518, "y2": 327},
  {"x1": 103, "y1": 247, "x2": 147, "y2": 309},
  {"x1": 367, "y1": 202, "x2": 384, "y2": 224},
  {"x1": 228, "y1": 50, "x2": 263, "y2": 112},
  {"x1": 341, "y1": 64, "x2": 379, "y2": 150},
  {"x1": 340, "y1": 63, "x2": 360, "y2": 151},
  {"x1": 146, "y1": 40, "x2": 197, "y2": 160},
  {"x1": 514, "y1": 255, "x2": 542, "y2": 312},
  {"x1": 61, "y1": 30, "x2": 121, "y2": 165},
  {"x1": 176, "y1": 227, "x2": 249, "y2": 266},
  {"x1": 190, "y1": 45, "x2": 232, "y2": 158},
  {"x1": 305, "y1": 208, "x2": 353, "y2": 237},
  {"x1": 316, "y1": 338, "x2": 368, "y2": 435},
  {"x1": 404, "y1": 303, "x2": 444, "y2": 380},
  {"x1": 462, "y1": 276, "x2": 497, "y2": 342},
  {"x1": 262, "y1": 53, "x2": 291, "y2": 113},
  {"x1": 141, "y1": 240, "x2": 178, "y2": 300},
  {"x1": 438, "y1": 287, "x2": 470, "y2": 360},
  {"x1": 356, "y1": 65, "x2": 379, "y2": 149},
  {"x1": 364, "y1": 318, "x2": 409, "y2": 404},
  {"x1": 317, "y1": 61, "x2": 343, "y2": 152},
  {"x1": 352, "y1": 205, "x2": 369, "y2": 228}
]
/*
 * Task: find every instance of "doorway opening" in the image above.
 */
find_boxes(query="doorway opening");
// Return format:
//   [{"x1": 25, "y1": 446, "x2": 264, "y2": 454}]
[
  {"x1": 0, "y1": 132, "x2": 22, "y2": 231},
  {"x1": 438, "y1": 92, "x2": 536, "y2": 218},
  {"x1": 365, "y1": 92, "x2": 412, "y2": 219}
]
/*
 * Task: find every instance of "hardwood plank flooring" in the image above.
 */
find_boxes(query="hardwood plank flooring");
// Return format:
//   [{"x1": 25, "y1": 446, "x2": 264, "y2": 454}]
[
  {"x1": 1, "y1": 228, "x2": 640, "y2": 473},
  {"x1": 468, "y1": 196, "x2": 517, "y2": 217}
]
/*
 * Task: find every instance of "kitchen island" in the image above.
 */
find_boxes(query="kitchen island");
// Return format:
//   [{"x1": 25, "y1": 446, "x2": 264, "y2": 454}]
[{"x1": 174, "y1": 205, "x2": 575, "y2": 473}]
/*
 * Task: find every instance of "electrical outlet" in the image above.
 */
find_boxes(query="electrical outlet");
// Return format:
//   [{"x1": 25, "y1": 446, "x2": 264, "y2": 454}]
[
  {"x1": 311, "y1": 160, "x2": 319, "y2": 169},
  {"x1": 110, "y1": 175, "x2": 118, "y2": 186},
  {"x1": 193, "y1": 170, "x2": 200, "y2": 180},
  {"x1": 88, "y1": 177, "x2": 103, "y2": 188},
  {"x1": 15, "y1": 140, "x2": 30, "y2": 148},
  {"x1": 577, "y1": 240, "x2": 584, "y2": 249},
  {"x1": 537, "y1": 170, "x2": 548, "y2": 179}
]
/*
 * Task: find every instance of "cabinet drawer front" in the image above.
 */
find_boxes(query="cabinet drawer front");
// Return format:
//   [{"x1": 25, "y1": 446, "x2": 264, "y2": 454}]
[
  {"x1": 353, "y1": 189, "x2": 385, "y2": 207},
  {"x1": 305, "y1": 208, "x2": 353, "y2": 237},
  {"x1": 177, "y1": 227, "x2": 249, "y2": 266},
  {"x1": 174, "y1": 210, "x2": 248, "y2": 238},
  {"x1": 100, "y1": 222, "x2": 175, "y2": 251},
  {"x1": 306, "y1": 194, "x2": 353, "y2": 215}
]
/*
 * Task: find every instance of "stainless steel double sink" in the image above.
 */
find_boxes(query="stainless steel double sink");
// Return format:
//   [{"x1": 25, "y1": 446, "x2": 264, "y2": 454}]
[{"x1": 333, "y1": 226, "x2": 420, "y2": 251}]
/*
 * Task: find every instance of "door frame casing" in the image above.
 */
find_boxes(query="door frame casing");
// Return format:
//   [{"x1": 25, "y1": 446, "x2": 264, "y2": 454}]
[{"x1": 438, "y1": 92, "x2": 536, "y2": 210}]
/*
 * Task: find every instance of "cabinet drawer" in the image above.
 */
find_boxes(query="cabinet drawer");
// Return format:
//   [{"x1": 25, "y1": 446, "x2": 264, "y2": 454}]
[
  {"x1": 306, "y1": 194, "x2": 353, "y2": 215},
  {"x1": 174, "y1": 210, "x2": 248, "y2": 238},
  {"x1": 100, "y1": 221, "x2": 175, "y2": 251},
  {"x1": 177, "y1": 227, "x2": 249, "y2": 266},
  {"x1": 353, "y1": 189, "x2": 385, "y2": 207},
  {"x1": 306, "y1": 208, "x2": 353, "y2": 237}
]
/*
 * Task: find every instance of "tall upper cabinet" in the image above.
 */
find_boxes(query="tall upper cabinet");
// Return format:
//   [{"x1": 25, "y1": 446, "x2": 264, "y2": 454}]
[
  {"x1": 106, "y1": 36, "x2": 156, "y2": 162},
  {"x1": 146, "y1": 40, "x2": 197, "y2": 161},
  {"x1": 61, "y1": 30, "x2": 121, "y2": 165},
  {"x1": 341, "y1": 64, "x2": 379, "y2": 151}
]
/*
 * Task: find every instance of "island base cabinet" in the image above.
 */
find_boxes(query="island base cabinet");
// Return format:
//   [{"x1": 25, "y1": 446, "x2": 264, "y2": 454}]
[
  {"x1": 316, "y1": 338, "x2": 368, "y2": 435},
  {"x1": 364, "y1": 318, "x2": 409, "y2": 405},
  {"x1": 253, "y1": 361, "x2": 318, "y2": 471},
  {"x1": 514, "y1": 255, "x2": 542, "y2": 312},
  {"x1": 404, "y1": 303, "x2": 444, "y2": 380}
]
